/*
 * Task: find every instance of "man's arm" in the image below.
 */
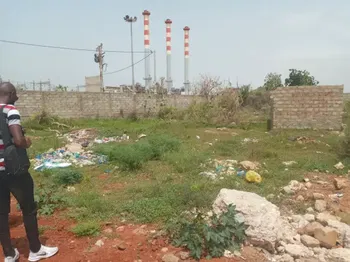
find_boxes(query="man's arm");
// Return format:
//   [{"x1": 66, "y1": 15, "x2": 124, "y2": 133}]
[{"x1": 7, "y1": 106, "x2": 30, "y2": 148}]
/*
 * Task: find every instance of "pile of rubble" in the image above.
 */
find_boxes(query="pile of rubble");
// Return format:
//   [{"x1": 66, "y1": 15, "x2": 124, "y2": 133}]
[{"x1": 213, "y1": 189, "x2": 350, "y2": 262}]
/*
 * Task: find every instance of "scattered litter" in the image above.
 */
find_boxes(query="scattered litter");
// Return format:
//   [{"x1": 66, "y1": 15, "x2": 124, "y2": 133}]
[
  {"x1": 242, "y1": 138, "x2": 259, "y2": 144},
  {"x1": 199, "y1": 171, "x2": 217, "y2": 180},
  {"x1": 94, "y1": 134, "x2": 129, "y2": 144},
  {"x1": 245, "y1": 170, "x2": 262, "y2": 183},
  {"x1": 334, "y1": 162, "x2": 345, "y2": 170},
  {"x1": 196, "y1": 135, "x2": 200, "y2": 140},
  {"x1": 329, "y1": 193, "x2": 343, "y2": 202},
  {"x1": 67, "y1": 186, "x2": 76, "y2": 192},
  {"x1": 33, "y1": 148, "x2": 107, "y2": 171},
  {"x1": 138, "y1": 134, "x2": 147, "y2": 139},
  {"x1": 34, "y1": 162, "x2": 72, "y2": 171},
  {"x1": 282, "y1": 161, "x2": 297, "y2": 167}
]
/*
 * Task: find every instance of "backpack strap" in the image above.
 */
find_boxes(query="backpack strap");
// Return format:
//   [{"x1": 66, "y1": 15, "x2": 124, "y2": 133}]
[{"x1": 0, "y1": 105, "x2": 13, "y2": 147}]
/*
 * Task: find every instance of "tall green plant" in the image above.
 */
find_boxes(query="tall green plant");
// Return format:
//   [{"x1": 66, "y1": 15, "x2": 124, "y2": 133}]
[{"x1": 168, "y1": 204, "x2": 246, "y2": 260}]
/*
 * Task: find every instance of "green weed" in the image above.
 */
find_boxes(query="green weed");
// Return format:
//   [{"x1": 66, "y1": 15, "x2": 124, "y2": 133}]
[{"x1": 71, "y1": 221, "x2": 100, "y2": 237}]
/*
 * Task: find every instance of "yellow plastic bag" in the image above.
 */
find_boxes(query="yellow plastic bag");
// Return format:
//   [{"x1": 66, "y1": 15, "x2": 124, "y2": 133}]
[{"x1": 245, "y1": 170, "x2": 262, "y2": 183}]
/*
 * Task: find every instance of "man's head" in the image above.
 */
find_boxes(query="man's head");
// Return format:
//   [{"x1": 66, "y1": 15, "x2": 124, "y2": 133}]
[{"x1": 0, "y1": 82, "x2": 18, "y2": 105}]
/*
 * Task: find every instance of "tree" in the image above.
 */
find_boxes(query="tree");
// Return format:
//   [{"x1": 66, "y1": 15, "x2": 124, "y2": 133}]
[
  {"x1": 285, "y1": 69, "x2": 319, "y2": 86},
  {"x1": 194, "y1": 74, "x2": 223, "y2": 101},
  {"x1": 55, "y1": 85, "x2": 68, "y2": 91},
  {"x1": 263, "y1": 72, "x2": 283, "y2": 91}
]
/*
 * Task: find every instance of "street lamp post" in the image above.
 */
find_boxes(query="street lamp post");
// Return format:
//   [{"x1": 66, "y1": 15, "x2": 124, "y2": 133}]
[{"x1": 124, "y1": 15, "x2": 137, "y2": 88}]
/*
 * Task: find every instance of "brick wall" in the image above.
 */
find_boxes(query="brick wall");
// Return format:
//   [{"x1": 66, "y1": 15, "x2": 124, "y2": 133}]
[
  {"x1": 271, "y1": 85, "x2": 344, "y2": 130},
  {"x1": 15, "y1": 91, "x2": 201, "y2": 119}
]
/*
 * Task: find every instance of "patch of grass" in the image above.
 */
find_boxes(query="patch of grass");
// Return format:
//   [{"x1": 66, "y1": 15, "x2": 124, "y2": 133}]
[
  {"x1": 65, "y1": 191, "x2": 117, "y2": 221},
  {"x1": 71, "y1": 221, "x2": 100, "y2": 237},
  {"x1": 94, "y1": 135, "x2": 181, "y2": 170},
  {"x1": 163, "y1": 148, "x2": 210, "y2": 173},
  {"x1": 52, "y1": 168, "x2": 83, "y2": 186}
]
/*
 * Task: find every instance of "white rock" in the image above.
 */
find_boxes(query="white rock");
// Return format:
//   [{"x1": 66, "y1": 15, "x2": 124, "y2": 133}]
[
  {"x1": 213, "y1": 189, "x2": 294, "y2": 253},
  {"x1": 296, "y1": 195, "x2": 305, "y2": 201},
  {"x1": 306, "y1": 207, "x2": 315, "y2": 214},
  {"x1": 304, "y1": 214, "x2": 315, "y2": 222},
  {"x1": 334, "y1": 162, "x2": 345, "y2": 170},
  {"x1": 325, "y1": 248, "x2": 350, "y2": 262},
  {"x1": 315, "y1": 200, "x2": 327, "y2": 212},
  {"x1": 301, "y1": 235, "x2": 320, "y2": 248},
  {"x1": 305, "y1": 182, "x2": 312, "y2": 188},
  {"x1": 277, "y1": 254, "x2": 294, "y2": 262},
  {"x1": 316, "y1": 212, "x2": 339, "y2": 226},
  {"x1": 327, "y1": 219, "x2": 350, "y2": 248},
  {"x1": 162, "y1": 254, "x2": 179, "y2": 262},
  {"x1": 95, "y1": 239, "x2": 104, "y2": 247},
  {"x1": 283, "y1": 186, "x2": 294, "y2": 195},
  {"x1": 313, "y1": 193, "x2": 325, "y2": 200},
  {"x1": 285, "y1": 244, "x2": 313, "y2": 258}
]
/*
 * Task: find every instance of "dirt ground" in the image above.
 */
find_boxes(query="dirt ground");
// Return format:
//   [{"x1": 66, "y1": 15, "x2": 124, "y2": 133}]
[{"x1": 0, "y1": 199, "x2": 266, "y2": 262}]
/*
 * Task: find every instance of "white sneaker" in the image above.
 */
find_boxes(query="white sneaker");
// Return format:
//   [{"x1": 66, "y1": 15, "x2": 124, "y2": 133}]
[
  {"x1": 4, "y1": 248, "x2": 19, "y2": 262},
  {"x1": 28, "y1": 245, "x2": 58, "y2": 262}
]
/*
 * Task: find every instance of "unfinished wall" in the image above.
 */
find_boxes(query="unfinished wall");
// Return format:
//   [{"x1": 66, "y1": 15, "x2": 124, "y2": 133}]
[
  {"x1": 271, "y1": 85, "x2": 344, "y2": 130},
  {"x1": 15, "y1": 91, "x2": 200, "y2": 119}
]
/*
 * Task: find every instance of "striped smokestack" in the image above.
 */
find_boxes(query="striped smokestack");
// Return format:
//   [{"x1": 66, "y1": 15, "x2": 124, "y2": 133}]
[
  {"x1": 183, "y1": 26, "x2": 190, "y2": 93},
  {"x1": 142, "y1": 10, "x2": 152, "y2": 89},
  {"x1": 165, "y1": 19, "x2": 173, "y2": 92}
]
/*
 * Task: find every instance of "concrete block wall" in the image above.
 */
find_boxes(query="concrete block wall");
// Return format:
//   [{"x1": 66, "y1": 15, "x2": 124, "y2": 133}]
[
  {"x1": 270, "y1": 85, "x2": 344, "y2": 130},
  {"x1": 15, "y1": 91, "x2": 201, "y2": 119}
]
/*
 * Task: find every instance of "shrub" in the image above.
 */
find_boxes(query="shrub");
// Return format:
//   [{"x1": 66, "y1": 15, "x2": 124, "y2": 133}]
[
  {"x1": 52, "y1": 168, "x2": 83, "y2": 186},
  {"x1": 167, "y1": 204, "x2": 246, "y2": 260},
  {"x1": 71, "y1": 222, "x2": 100, "y2": 237},
  {"x1": 35, "y1": 183, "x2": 64, "y2": 216},
  {"x1": 148, "y1": 134, "x2": 181, "y2": 159}
]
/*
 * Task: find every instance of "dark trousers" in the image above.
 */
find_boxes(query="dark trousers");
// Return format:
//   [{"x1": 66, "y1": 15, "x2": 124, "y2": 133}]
[{"x1": 0, "y1": 171, "x2": 41, "y2": 257}]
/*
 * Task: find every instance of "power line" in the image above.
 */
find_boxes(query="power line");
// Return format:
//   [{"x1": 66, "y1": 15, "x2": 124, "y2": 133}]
[
  {"x1": 104, "y1": 51, "x2": 153, "y2": 75},
  {"x1": 0, "y1": 39, "x2": 146, "y2": 53}
]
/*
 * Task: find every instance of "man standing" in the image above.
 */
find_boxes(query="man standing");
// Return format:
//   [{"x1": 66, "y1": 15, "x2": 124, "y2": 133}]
[{"x1": 0, "y1": 82, "x2": 58, "y2": 261}]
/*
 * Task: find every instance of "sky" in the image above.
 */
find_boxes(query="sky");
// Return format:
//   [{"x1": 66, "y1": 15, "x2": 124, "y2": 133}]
[{"x1": 1, "y1": 0, "x2": 350, "y2": 91}]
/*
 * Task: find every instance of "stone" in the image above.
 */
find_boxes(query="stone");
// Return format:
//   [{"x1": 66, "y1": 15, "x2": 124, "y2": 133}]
[
  {"x1": 303, "y1": 222, "x2": 324, "y2": 236},
  {"x1": 178, "y1": 251, "x2": 190, "y2": 260},
  {"x1": 161, "y1": 247, "x2": 169, "y2": 252},
  {"x1": 316, "y1": 212, "x2": 339, "y2": 226},
  {"x1": 314, "y1": 227, "x2": 337, "y2": 249},
  {"x1": 333, "y1": 177, "x2": 347, "y2": 190},
  {"x1": 285, "y1": 244, "x2": 313, "y2": 258},
  {"x1": 283, "y1": 186, "x2": 294, "y2": 195},
  {"x1": 213, "y1": 189, "x2": 294, "y2": 253},
  {"x1": 283, "y1": 161, "x2": 297, "y2": 166},
  {"x1": 296, "y1": 195, "x2": 305, "y2": 201},
  {"x1": 306, "y1": 207, "x2": 314, "y2": 214},
  {"x1": 315, "y1": 200, "x2": 327, "y2": 212},
  {"x1": 277, "y1": 254, "x2": 294, "y2": 262},
  {"x1": 162, "y1": 254, "x2": 179, "y2": 262},
  {"x1": 305, "y1": 182, "x2": 312, "y2": 189},
  {"x1": 117, "y1": 242, "x2": 127, "y2": 250},
  {"x1": 334, "y1": 162, "x2": 345, "y2": 170},
  {"x1": 313, "y1": 193, "x2": 325, "y2": 200},
  {"x1": 301, "y1": 235, "x2": 320, "y2": 248},
  {"x1": 277, "y1": 246, "x2": 285, "y2": 253},
  {"x1": 95, "y1": 239, "x2": 104, "y2": 247},
  {"x1": 327, "y1": 219, "x2": 350, "y2": 248},
  {"x1": 304, "y1": 214, "x2": 315, "y2": 222},
  {"x1": 325, "y1": 248, "x2": 350, "y2": 262},
  {"x1": 116, "y1": 226, "x2": 125, "y2": 232},
  {"x1": 240, "y1": 161, "x2": 259, "y2": 170}
]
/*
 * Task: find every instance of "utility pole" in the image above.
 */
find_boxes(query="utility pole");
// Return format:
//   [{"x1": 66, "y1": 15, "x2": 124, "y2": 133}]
[
  {"x1": 94, "y1": 43, "x2": 105, "y2": 92},
  {"x1": 124, "y1": 15, "x2": 137, "y2": 88}
]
